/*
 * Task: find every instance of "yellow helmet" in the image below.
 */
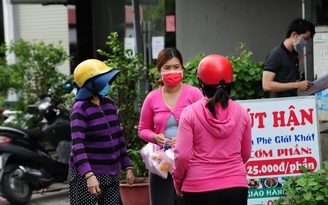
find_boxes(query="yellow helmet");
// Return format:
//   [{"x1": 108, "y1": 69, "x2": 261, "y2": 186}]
[
  {"x1": 73, "y1": 59, "x2": 120, "y2": 100},
  {"x1": 73, "y1": 59, "x2": 113, "y2": 88}
]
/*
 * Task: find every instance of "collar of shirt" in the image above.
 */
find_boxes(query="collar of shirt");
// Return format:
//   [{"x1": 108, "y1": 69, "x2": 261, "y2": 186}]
[{"x1": 280, "y1": 42, "x2": 299, "y2": 62}]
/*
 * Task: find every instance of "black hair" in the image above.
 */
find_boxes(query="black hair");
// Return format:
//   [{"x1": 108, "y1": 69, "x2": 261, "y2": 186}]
[
  {"x1": 155, "y1": 47, "x2": 184, "y2": 86},
  {"x1": 201, "y1": 79, "x2": 231, "y2": 119},
  {"x1": 156, "y1": 47, "x2": 183, "y2": 71},
  {"x1": 285, "y1": 18, "x2": 316, "y2": 38}
]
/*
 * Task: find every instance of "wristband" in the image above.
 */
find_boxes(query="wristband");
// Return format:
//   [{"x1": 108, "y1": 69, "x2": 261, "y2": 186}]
[
  {"x1": 85, "y1": 173, "x2": 95, "y2": 180},
  {"x1": 125, "y1": 166, "x2": 133, "y2": 171}
]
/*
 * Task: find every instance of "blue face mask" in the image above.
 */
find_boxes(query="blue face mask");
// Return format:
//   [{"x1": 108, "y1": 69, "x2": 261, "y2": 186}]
[{"x1": 98, "y1": 84, "x2": 110, "y2": 96}]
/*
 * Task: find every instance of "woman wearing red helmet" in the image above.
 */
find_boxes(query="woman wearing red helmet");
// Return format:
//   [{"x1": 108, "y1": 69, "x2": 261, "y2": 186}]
[{"x1": 172, "y1": 54, "x2": 252, "y2": 205}]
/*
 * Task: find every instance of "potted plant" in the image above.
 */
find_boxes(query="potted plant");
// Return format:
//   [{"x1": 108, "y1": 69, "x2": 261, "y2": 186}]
[
  {"x1": 97, "y1": 32, "x2": 150, "y2": 205},
  {"x1": 273, "y1": 160, "x2": 328, "y2": 205}
]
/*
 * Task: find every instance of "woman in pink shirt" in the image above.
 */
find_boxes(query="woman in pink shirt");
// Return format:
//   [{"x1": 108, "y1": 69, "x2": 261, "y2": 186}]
[
  {"x1": 173, "y1": 54, "x2": 252, "y2": 205},
  {"x1": 138, "y1": 47, "x2": 203, "y2": 205}
]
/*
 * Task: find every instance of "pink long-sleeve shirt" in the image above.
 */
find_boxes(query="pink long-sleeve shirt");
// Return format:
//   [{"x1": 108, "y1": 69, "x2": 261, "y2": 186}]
[
  {"x1": 173, "y1": 98, "x2": 252, "y2": 192},
  {"x1": 138, "y1": 84, "x2": 203, "y2": 143}
]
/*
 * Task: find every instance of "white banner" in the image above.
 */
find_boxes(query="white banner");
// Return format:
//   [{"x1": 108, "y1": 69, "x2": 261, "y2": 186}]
[{"x1": 238, "y1": 96, "x2": 321, "y2": 205}]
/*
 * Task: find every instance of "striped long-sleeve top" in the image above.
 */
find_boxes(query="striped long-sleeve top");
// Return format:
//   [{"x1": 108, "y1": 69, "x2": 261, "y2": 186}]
[{"x1": 68, "y1": 96, "x2": 132, "y2": 177}]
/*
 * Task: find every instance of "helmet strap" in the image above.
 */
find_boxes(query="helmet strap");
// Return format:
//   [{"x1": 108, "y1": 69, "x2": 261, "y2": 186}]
[
  {"x1": 83, "y1": 78, "x2": 98, "y2": 96},
  {"x1": 197, "y1": 77, "x2": 205, "y2": 96}
]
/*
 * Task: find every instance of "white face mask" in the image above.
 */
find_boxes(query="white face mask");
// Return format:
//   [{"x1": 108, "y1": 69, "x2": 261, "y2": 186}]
[{"x1": 293, "y1": 34, "x2": 307, "y2": 52}]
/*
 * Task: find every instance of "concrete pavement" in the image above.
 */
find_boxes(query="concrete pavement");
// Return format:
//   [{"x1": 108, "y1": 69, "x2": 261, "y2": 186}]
[{"x1": 0, "y1": 183, "x2": 70, "y2": 205}]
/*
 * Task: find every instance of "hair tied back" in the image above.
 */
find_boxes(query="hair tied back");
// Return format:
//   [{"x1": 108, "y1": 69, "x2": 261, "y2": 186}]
[{"x1": 216, "y1": 79, "x2": 226, "y2": 89}]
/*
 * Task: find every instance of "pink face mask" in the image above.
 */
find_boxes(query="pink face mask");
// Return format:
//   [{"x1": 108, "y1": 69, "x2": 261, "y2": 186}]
[{"x1": 161, "y1": 70, "x2": 183, "y2": 87}]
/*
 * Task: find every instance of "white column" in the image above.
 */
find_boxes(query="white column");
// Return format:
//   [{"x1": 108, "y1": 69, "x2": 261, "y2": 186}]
[
  {"x1": 2, "y1": 0, "x2": 18, "y2": 102},
  {"x1": 2, "y1": 0, "x2": 15, "y2": 64}
]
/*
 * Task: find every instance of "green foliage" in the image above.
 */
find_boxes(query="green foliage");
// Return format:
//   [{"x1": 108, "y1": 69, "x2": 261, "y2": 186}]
[
  {"x1": 97, "y1": 32, "x2": 148, "y2": 177},
  {"x1": 274, "y1": 160, "x2": 328, "y2": 205},
  {"x1": 227, "y1": 42, "x2": 269, "y2": 100},
  {"x1": 183, "y1": 53, "x2": 206, "y2": 87},
  {"x1": 148, "y1": 64, "x2": 160, "y2": 90},
  {"x1": 0, "y1": 43, "x2": 27, "y2": 105},
  {"x1": 0, "y1": 39, "x2": 72, "y2": 128}
]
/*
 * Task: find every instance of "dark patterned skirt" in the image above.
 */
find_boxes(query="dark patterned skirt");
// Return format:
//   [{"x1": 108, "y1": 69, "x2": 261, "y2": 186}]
[{"x1": 68, "y1": 167, "x2": 122, "y2": 205}]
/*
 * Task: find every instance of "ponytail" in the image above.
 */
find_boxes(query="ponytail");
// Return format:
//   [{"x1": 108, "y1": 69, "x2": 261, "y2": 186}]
[{"x1": 205, "y1": 80, "x2": 231, "y2": 119}]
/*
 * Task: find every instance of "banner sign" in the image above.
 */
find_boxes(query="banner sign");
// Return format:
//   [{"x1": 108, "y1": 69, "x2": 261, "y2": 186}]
[{"x1": 238, "y1": 96, "x2": 321, "y2": 205}]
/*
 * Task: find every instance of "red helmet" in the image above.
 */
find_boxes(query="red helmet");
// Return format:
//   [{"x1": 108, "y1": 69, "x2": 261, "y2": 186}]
[{"x1": 197, "y1": 54, "x2": 233, "y2": 85}]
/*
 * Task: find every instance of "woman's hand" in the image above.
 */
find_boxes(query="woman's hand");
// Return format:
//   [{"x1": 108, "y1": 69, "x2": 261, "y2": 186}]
[
  {"x1": 126, "y1": 169, "x2": 136, "y2": 186},
  {"x1": 169, "y1": 137, "x2": 177, "y2": 147},
  {"x1": 86, "y1": 173, "x2": 101, "y2": 195},
  {"x1": 175, "y1": 188, "x2": 183, "y2": 198},
  {"x1": 153, "y1": 134, "x2": 165, "y2": 146}
]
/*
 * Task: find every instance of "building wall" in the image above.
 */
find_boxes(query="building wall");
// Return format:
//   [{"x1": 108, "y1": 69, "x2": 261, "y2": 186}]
[
  {"x1": 13, "y1": 4, "x2": 70, "y2": 75},
  {"x1": 176, "y1": 0, "x2": 302, "y2": 63}
]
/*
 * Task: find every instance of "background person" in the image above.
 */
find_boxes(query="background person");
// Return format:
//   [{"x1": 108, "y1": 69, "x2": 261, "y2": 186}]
[
  {"x1": 138, "y1": 47, "x2": 203, "y2": 205},
  {"x1": 262, "y1": 18, "x2": 316, "y2": 98},
  {"x1": 68, "y1": 59, "x2": 135, "y2": 205},
  {"x1": 173, "y1": 54, "x2": 252, "y2": 205}
]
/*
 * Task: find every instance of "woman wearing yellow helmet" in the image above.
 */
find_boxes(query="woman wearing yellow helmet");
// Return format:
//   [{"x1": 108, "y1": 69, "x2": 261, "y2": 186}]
[{"x1": 68, "y1": 59, "x2": 136, "y2": 205}]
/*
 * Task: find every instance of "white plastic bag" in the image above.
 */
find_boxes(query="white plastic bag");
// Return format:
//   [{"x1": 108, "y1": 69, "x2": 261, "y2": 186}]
[
  {"x1": 165, "y1": 148, "x2": 174, "y2": 173},
  {"x1": 140, "y1": 142, "x2": 159, "y2": 172},
  {"x1": 140, "y1": 143, "x2": 172, "y2": 179},
  {"x1": 148, "y1": 149, "x2": 171, "y2": 179}
]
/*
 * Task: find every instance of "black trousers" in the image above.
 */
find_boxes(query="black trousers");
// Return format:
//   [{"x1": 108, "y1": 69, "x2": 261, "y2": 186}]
[
  {"x1": 149, "y1": 172, "x2": 183, "y2": 205},
  {"x1": 182, "y1": 187, "x2": 248, "y2": 205}
]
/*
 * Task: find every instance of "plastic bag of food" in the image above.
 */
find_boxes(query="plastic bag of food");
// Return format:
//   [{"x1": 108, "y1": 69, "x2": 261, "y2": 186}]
[
  {"x1": 149, "y1": 149, "x2": 171, "y2": 179},
  {"x1": 140, "y1": 142, "x2": 160, "y2": 172},
  {"x1": 140, "y1": 143, "x2": 172, "y2": 179},
  {"x1": 165, "y1": 148, "x2": 174, "y2": 173}
]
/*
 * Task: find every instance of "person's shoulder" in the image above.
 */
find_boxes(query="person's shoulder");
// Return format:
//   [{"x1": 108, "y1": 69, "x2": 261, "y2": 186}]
[
  {"x1": 150, "y1": 87, "x2": 162, "y2": 93},
  {"x1": 264, "y1": 44, "x2": 285, "y2": 70},
  {"x1": 187, "y1": 97, "x2": 205, "y2": 110},
  {"x1": 268, "y1": 44, "x2": 283, "y2": 55},
  {"x1": 183, "y1": 83, "x2": 196, "y2": 89},
  {"x1": 182, "y1": 84, "x2": 203, "y2": 100},
  {"x1": 141, "y1": 88, "x2": 161, "y2": 106},
  {"x1": 71, "y1": 100, "x2": 90, "y2": 116},
  {"x1": 102, "y1": 96, "x2": 114, "y2": 104},
  {"x1": 183, "y1": 84, "x2": 201, "y2": 93},
  {"x1": 181, "y1": 98, "x2": 205, "y2": 117},
  {"x1": 146, "y1": 87, "x2": 161, "y2": 98},
  {"x1": 230, "y1": 100, "x2": 249, "y2": 116},
  {"x1": 72, "y1": 100, "x2": 88, "y2": 109}
]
